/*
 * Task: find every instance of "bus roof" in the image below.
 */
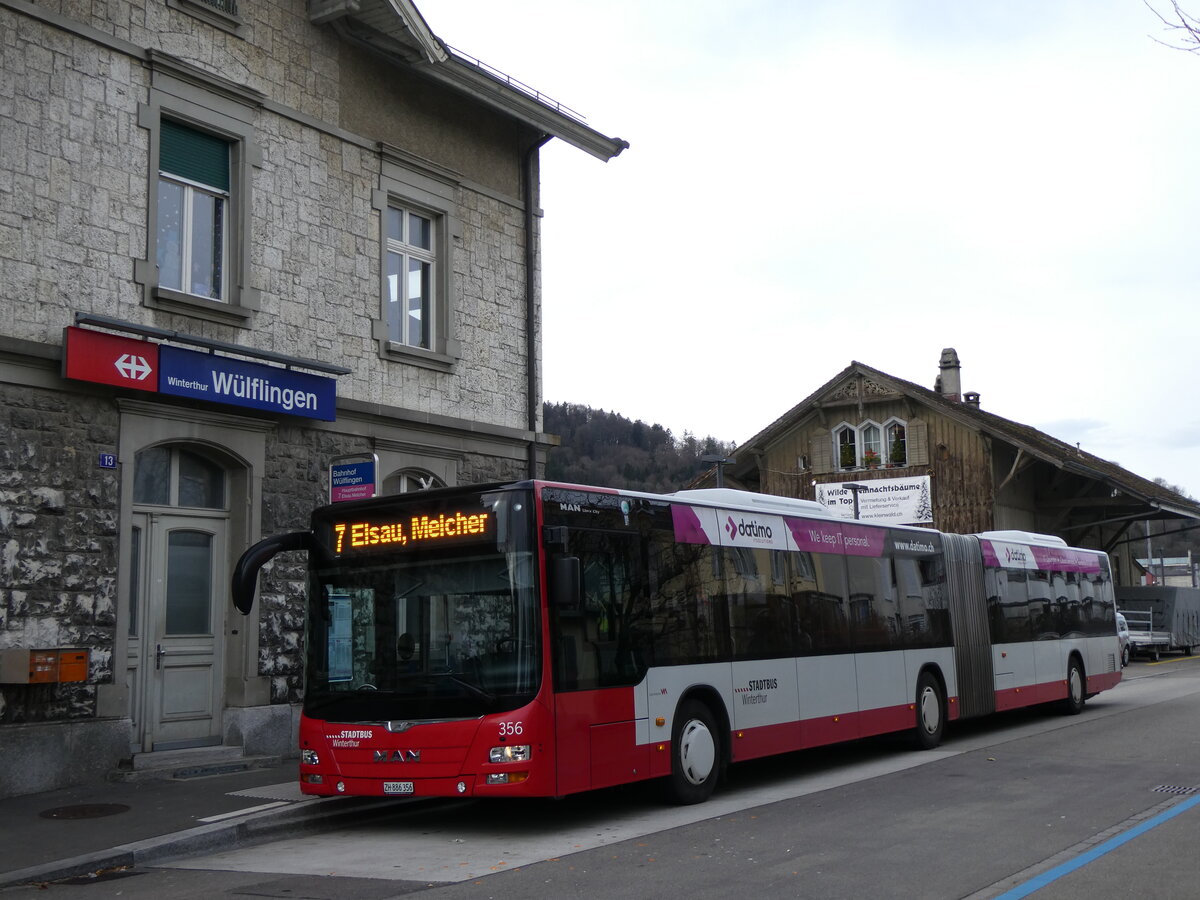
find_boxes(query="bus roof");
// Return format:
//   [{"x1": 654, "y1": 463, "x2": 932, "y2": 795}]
[
  {"x1": 669, "y1": 488, "x2": 834, "y2": 518},
  {"x1": 977, "y1": 530, "x2": 1069, "y2": 548}
]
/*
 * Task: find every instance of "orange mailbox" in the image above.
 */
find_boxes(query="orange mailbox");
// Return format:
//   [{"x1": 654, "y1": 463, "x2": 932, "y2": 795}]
[
  {"x1": 57, "y1": 650, "x2": 89, "y2": 682},
  {"x1": 0, "y1": 649, "x2": 89, "y2": 683},
  {"x1": 28, "y1": 650, "x2": 60, "y2": 683}
]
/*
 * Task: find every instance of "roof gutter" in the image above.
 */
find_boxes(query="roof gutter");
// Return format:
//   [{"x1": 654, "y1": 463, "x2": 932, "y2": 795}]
[{"x1": 525, "y1": 134, "x2": 552, "y2": 478}]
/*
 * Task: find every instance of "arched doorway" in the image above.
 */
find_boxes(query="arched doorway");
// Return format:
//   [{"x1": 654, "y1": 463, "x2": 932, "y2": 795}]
[{"x1": 127, "y1": 444, "x2": 230, "y2": 752}]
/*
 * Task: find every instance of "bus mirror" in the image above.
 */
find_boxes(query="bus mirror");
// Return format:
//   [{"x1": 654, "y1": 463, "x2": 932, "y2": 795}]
[
  {"x1": 550, "y1": 556, "x2": 582, "y2": 609},
  {"x1": 230, "y1": 531, "x2": 313, "y2": 615}
]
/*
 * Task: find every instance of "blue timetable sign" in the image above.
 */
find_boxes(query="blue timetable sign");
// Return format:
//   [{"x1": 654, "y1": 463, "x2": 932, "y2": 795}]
[
  {"x1": 158, "y1": 345, "x2": 336, "y2": 421},
  {"x1": 331, "y1": 459, "x2": 377, "y2": 503}
]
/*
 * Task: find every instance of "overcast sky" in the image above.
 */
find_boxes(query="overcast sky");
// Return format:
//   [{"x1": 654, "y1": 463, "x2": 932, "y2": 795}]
[{"x1": 420, "y1": 1, "x2": 1200, "y2": 497}]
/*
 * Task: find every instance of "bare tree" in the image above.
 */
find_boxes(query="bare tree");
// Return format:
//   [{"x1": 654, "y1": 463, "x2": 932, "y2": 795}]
[{"x1": 1147, "y1": 1, "x2": 1200, "y2": 52}]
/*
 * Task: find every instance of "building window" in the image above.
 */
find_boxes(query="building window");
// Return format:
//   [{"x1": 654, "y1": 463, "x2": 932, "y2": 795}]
[
  {"x1": 835, "y1": 420, "x2": 907, "y2": 470},
  {"x1": 887, "y1": 421, "x2": 908, "y2": 467},
  {"x1": 862, "y1": 424, "x2": 881, "y2": 468},
  {"x1": 372, "y1": 157, "x2": 461, "y2": 370},
  {"x1": 134, "y1": 446, "x2": 227, "y2": 510},
  {"x1": 135, "y1": 71, "x2": 262, "y2": 326},
  {"x1": 837, "y1": 426, "x2": 857, "y2": 470},
  {"x1": 386, "y1": 205, "x2": 435, "y2": 350},
  {"x1": 157, "y1": 121, "x2": 229, "y2": 302}
]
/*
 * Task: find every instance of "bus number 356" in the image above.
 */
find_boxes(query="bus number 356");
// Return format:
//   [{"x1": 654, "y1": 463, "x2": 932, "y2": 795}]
[{"x1": 499, "y1": 721, "x2": 523, "y2": 737}]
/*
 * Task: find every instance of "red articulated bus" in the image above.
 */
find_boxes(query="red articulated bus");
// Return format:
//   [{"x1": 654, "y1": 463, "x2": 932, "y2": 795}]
[{"x1": 231, "y1": 481, "x2": 1122, "y2": 805}]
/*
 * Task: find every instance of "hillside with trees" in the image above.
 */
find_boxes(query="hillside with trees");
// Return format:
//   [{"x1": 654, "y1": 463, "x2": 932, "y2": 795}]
[{"x1": 543, "y1": 402, "x2": 736, "y2": 493}]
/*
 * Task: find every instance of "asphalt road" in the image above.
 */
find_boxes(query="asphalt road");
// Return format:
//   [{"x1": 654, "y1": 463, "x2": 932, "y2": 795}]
[{"x1": 5, "y1": 657, "x2": 1199, "y2": 899}]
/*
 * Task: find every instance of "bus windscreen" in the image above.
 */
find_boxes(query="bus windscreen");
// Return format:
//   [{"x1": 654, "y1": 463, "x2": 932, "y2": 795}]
[{"x1": 303, "y1": 488, "x2": 540, "y2": 722}]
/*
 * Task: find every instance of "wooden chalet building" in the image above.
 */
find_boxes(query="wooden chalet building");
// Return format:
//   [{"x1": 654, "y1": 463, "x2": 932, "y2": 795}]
[{"x1": 724, "y1": 349, "x2": 1200, "y2": 586}]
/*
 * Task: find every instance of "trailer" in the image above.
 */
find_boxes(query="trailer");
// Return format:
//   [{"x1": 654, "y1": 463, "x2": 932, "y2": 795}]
[{"x1": 1116, "y1": 586, "x2": 1200, "y2": 661}]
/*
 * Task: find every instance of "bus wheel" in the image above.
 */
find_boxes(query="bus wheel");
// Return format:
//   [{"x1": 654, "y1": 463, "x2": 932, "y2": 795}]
[
  {"x1": 666, "y1": 699, "x2": 720, "y2": 805},
  {"x1": 914, "y1": 671, "x2": 944, "y2": 750},
  {"x1": 1063, "y1": 658, "x2": 1085, "y2": 715}
]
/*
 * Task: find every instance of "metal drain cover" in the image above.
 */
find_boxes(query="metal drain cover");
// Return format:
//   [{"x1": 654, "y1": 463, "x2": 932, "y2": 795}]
[
  {"x1": 38, "y1": 803, "x2": 131, "y2": 820},
  {"x1": 1151, "y1": 785, "x2": 1197, "y2": 796}
]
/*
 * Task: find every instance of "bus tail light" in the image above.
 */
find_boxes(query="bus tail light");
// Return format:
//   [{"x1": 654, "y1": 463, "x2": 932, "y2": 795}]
[{"x1": 489, "y1": 744, "x2": 531, "y2": 763}]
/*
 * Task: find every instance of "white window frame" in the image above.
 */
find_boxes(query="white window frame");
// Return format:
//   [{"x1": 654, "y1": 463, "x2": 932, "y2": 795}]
[
  {"x1": 156, "y1": 168, "x2": 229, "y2": 302},
  {"x1": 884, "y1": 419, "x2": 908, "y2": 467},
  {"x1": 835, "y1": 423, "x2": 858, "y2": 471},
  {"x1": 385, "y1": 203, "x2": 437, "y2": 351}
]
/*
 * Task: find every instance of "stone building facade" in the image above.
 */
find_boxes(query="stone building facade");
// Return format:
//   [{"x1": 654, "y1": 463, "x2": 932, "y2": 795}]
[{"x1": 0, "y1": 0, "x2": 625, "y2": 797}]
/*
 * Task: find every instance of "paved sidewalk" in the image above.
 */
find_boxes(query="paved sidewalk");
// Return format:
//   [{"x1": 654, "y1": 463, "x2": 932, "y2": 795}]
[{"x1": 0, "y1": 762, "x2": 405, "y2": 889}]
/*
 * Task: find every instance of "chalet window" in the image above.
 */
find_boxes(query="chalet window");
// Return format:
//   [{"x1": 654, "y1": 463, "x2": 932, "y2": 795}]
[
  {"x1": 836, "y1": 426, "x2": 857, "y2": 470},
  {"x1": 886, "y1": 421, "x2": 907, "y2": 466},
  {"x1": 835, "y1": 419, "x2": 908, "y2": 470},
  {"x1": 862, "y1": 424, "x2": 882, "y2": 467}
]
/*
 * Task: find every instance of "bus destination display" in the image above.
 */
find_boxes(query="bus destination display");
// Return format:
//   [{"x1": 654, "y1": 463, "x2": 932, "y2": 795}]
[{"x1": 331, "y1": 509, "x2": 492, "y2": 554}]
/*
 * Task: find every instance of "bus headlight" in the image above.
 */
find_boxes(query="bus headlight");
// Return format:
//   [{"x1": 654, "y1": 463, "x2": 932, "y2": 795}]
[
  {"x1": 489, "y1": 744, "x2": 531, "y2": 763},
  {"x1": 301, "y1": 749, "x2": 320, "y2": 766}
]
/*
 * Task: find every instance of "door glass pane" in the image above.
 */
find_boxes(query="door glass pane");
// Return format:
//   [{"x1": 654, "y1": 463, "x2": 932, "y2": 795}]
[
  {"x1": 178, "y1": 449, "x2": 226, "y2": 509},
  {"x1": 165, "y1": 530, "x2": 213, "y2": 635},
  {"x1": 134, "y1": 448, "x2": 171, "y2": 505},
  {"x1": 129, "y1": 525, "x2": 141, "y2": 637}
]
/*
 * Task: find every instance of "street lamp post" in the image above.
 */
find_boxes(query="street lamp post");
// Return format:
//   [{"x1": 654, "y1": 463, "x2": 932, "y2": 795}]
[
  {"x1": 702, "y1": 454, "x2": 736, "y2": 488},
  {"x1": 842, "y1": 482, "x2": 868, "y2": 520}
]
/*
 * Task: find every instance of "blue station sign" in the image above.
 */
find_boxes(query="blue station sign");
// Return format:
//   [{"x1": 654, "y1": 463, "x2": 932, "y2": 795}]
[{"x1": 158, "y1": 345, "x2": 337, "y2": 421}]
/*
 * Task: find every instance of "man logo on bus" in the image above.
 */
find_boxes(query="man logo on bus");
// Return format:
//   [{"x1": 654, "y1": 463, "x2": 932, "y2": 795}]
[{"x1": 374, "y1": 750, "x2": 420, "y2": 762}]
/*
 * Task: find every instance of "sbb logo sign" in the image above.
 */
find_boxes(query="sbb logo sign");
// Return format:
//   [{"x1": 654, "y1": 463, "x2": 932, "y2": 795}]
[{"x1": 63, "y1": 327, "x2": 159, "y2": 391}]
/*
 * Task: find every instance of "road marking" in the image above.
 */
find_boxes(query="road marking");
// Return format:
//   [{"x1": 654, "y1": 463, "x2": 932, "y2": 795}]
[
  {"x1": 198, "y1": 801, "x2": 292, "y2": 824},
  {"x1": 991, "y1": 793, "x2": 1200, "y2": 899},
  {"x1": 1144, "y1": 654, "x2": 1200, "y2": 667}
]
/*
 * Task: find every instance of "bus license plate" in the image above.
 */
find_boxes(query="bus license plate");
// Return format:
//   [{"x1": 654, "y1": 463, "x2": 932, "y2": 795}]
[{"x1": 383, "y1": 781, "x2": 414, "y2": 795}]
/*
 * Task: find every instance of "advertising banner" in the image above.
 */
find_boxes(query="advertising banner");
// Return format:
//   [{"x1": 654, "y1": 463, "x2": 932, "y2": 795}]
[{"x1": 815, "y1": 476, "x2": 934, "y2": 525}]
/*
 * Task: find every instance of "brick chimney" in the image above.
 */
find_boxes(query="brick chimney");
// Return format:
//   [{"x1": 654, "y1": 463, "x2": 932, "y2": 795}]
[{"x1": 937, "y1": 348, "x2": 961, "y2": 402}]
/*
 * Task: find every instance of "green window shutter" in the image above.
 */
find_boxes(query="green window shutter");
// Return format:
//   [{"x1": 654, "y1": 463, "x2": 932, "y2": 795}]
[{"x1": 160, "y1": 120, "x2": 230, "y2": 192}]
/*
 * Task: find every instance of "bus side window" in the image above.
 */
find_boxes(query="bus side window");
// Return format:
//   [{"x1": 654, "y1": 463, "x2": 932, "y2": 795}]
[{"x1": 790, "y1": 549, "x2": 849, "y2": 654}]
